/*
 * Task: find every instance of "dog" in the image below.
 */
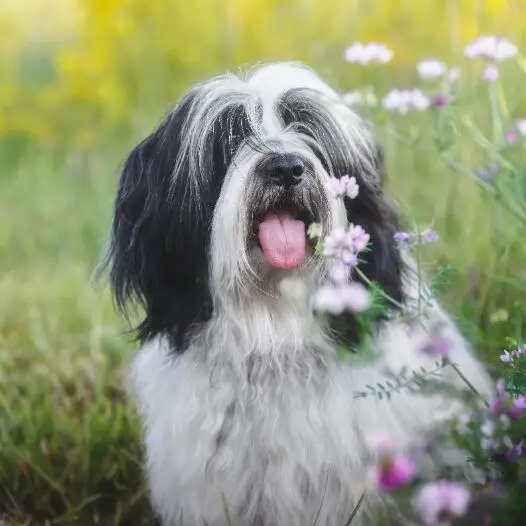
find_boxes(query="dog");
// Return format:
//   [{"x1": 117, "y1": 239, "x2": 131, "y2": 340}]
[{"x1": 101, "y1": 62, "x2": 493, "y2": 525}]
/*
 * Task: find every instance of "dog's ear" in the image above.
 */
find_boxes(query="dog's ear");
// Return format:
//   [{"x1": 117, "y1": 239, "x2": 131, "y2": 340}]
[{"x1": 104, "y1": 95, "x2": 215, "y2": 348}]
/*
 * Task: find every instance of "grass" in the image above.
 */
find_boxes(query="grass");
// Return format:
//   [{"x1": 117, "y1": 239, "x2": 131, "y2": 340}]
[{"x1": 0, "y1": 70, "x2": 525, "y2": 524}]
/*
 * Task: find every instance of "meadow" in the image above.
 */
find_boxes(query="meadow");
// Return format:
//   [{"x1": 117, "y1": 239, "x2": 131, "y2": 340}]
[{"x1": 1, "y1": 1, "x2": 526, "y2": 525}]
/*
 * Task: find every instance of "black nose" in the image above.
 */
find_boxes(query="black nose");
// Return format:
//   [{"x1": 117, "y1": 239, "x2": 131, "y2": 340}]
[{"x1": 262, "y1": 153, "x2": 305, "y2": 187}]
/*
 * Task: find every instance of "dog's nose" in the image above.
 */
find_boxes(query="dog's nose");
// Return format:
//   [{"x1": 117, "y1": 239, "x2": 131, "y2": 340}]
[{"x1": 263, "y1": 153, "x2": 305, "y2": 187}]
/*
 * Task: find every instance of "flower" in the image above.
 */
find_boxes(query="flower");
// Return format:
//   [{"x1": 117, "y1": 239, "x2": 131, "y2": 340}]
[
  {"x1": 517, "y1": 119, "x2": 526, "y2": 136},
  {"x1": 422, "y1": 229, "x2": 439, "y2": 243},
  {"x1": 506, "y1": 129, "x2": 518, "y2": 145},
  {"x1": 367, "y1": 434, "x2": 415, "y2": 491},
  {"x1": 382, "y1": 89, "x2": 430, "y2": 114},
  {"x1": 473, "y1": 163, "x2": 499, "y2": 183},
  {"x1": 343, "y1": 91, "x2": 363, "y2": 106},
  {"x1": 429, "y1": 92, "x2": 452, "y2": 108},
  {"x1": 414, "y1": 481, "x2": 471, "y2": 525},
  {"x1": 344, "y1": 42, "x2": 393, "y2": 65},
  {"x1": 328, "y1": 175, "x2": 359, "y2": 200},
  {"x1": 394, "y1": 231, "x2": 411, "y2": 244},
  {"x1": 500, "y1": 344, "x2": 526, "y2": 363},
  {"x1": 417, "y1": 59, "x2": 448, "y2": 80},
  {"x1": 328, "y1": 261, "x2": 349, "y2": 285},
  {"x1": 509, "y1": 395, "x2": 526, "y2": 420},
  {"x1": 464, "y1": 35, "x2": 518, "y2": 62},
  {"x1": 482, "y1": 64, "x2": 500, "y2": 83},
  {"x1": 420, "y1": 336, "x2": 453, "y2": 358},
  {"x1": 489, "y1": 379, "x2": 526, "y2": 420},
  {"x1": 313, "y1": 282, "x2": 371, "y2": 314},
  {"x1": 446, "y1": 68, "x2": 461, "y2": 84},
  {"x1": 323, "y1": 224, "x2": 370, "y2": 265}
]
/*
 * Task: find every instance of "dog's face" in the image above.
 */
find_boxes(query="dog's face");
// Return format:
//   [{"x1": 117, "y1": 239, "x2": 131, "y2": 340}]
[{"x1": 104, "y1": 62, "x2": 404, "y2": 348}]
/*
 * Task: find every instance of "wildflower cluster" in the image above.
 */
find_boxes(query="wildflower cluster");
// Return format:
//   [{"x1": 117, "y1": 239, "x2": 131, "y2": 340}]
[
  {"x1": 464, "y1": 35, "x2": 518, "y2": 83},
  {"x1": 366, "y1": 434, "x2": 470, "y2": 525},
  {"x1": 312, "y1": 175, "x2": 372, "y2": 315}
]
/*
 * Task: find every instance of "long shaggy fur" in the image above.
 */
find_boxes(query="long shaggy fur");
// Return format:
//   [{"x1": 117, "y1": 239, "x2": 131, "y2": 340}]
[{"x1": 102, "y1": 62, "x2": 494, "y2": 526}]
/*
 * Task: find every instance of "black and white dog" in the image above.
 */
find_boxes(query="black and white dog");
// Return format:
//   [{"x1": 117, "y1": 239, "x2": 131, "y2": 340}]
[{"x1": 102, "y1": 62, "x2": 493, "y2": 525}]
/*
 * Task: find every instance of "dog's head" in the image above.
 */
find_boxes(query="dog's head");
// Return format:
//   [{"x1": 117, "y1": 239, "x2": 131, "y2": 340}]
[{"x1": 103, "y1": 62, "x2": 404, "y2": 348}]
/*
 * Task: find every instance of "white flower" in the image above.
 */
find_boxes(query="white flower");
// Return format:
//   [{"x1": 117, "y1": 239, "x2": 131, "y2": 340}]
[
  {"x1": 344, "y1": 42, "x2": 393, "y2": 65},
  {"x1": 343, "y1": 91, "x2": 364, "y2": 106},
  {"x1": 517, "y1": 119, "x2": 526, "y2": 136},
  {"x1": 382, "y1": 89, "x2": 430, "y2": 114},
  {"x1": 417, "y1": 60, "x2": 448, "y2": 80},
  {"x1": 464, "y1": 35, "x2": 518, "y2": 62},
  {"x1": 446, "y1": 67, "x2": 461, "y2": 84}
]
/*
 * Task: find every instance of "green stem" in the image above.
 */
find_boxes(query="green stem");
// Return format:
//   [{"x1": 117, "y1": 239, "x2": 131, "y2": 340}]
[{"x1": 354, "y1": 267, "x2": 404, "y2": 310}]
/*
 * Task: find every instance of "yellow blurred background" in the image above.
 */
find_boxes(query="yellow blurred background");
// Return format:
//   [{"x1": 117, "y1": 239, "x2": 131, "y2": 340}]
[{"x1": 2, "y1": 0, "x2": 526, "y2": 148}]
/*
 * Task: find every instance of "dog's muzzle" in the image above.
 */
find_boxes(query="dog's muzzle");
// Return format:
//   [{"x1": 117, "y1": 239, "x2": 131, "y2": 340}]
[{"x1": 251, "y1": 153, "x2": 320, "y2": 270}]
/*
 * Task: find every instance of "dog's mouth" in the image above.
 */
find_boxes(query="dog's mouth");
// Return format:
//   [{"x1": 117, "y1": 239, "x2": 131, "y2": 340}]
[{"x1": 252, "y1": 201, "x2": 318, "y2": 270}]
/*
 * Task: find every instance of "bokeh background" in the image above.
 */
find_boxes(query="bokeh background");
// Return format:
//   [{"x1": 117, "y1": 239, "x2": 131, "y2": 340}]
[{"x1": 1, "y1": 1, "x2": 525, "y2": 524}]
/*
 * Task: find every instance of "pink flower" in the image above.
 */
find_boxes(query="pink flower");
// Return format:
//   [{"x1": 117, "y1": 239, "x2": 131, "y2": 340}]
[
  {"x1": 328, "y1": 175, "x2": 359, "y2": 200},
  {"x1": 422, "y1": 229, "x2": 439, "y2": 243},
  {"x1": 482, "y1": 64, "x2": 500, "y2": 83},
  {"x1": 414, "y1": 481, "x2": 471, "y2": 524},
  {"x1": 382, "y1": 89, "x2": 430, "y2": 114},
  {"x1": 377, "y1": 456, "x2": 415, "y2": 491},
  {"x1": 506, "y1": 130, "x2": 518, "y2": 145},
  {"x1": 420, "y1": 336, "x2": 453, "y2": 358},
  {"x1": 344, "y1": 42, "x2": 393, "y2": 65},
  {"x1": 313, "y1": 282, "x2": 371, "y2": 314},
  {"x1": 367, "y1": 434, "x2": 415, "y2": 491},
  {"x1": 464, "y1": 36, "x2": 518, "y2": 62},
  {"x1": 417, "y1": 59, "x2": 447, "y2": 80}
]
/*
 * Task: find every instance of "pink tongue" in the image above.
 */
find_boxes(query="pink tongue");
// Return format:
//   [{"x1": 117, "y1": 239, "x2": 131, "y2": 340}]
[{"x1": 257, "y1": 211, "x2": 306, "y2": 269}]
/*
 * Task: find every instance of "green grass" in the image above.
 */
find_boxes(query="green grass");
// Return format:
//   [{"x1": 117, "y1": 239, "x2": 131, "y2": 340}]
[{"x1": 0, "y1": 79, "x2": 525, "y2": 524}]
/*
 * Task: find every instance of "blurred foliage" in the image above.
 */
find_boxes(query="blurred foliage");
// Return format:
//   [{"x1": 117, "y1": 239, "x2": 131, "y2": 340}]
[{"x1": 2, "y1": 0, "x2": 526, "y2": 147}]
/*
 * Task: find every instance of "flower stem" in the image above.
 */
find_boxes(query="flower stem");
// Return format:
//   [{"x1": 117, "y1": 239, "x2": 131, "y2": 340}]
[{"x1": 354, "y1": 267, "x2": 404, "y2": 310}]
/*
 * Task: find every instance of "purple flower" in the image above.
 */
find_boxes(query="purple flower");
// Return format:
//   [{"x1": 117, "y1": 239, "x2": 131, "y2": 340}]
[
  {"x1": 430, "y1": 92, "x2": 452, "y2": 108},
  {"x1": 382, "y1": 89, "x2": 430, "y2": 114},
  {"x1": 482, "y1": 64, "x2": 500, "y2": 83},
  {"x1": 420, "y1": 336, "x2": 453, "y2": 358},
  {"x1": 344, "y1": 42, "x2": 393, "y2": 65},
  {"x1": 347, "y1": 224, "x2": 370, "y2": 253},
  {"x1": 313, "y1": 282, "x2": 371, "y2": 314},
  {"x1": 414, "y1": 481, "x2": 471, "y2": 524},
  {"x1": 422, "y1": 229, "x2": 439, "y2": 243},
  {"x1": 489, "y1": 379, "x2": 526, "y2": 420},
  {"x1": 328, "y1": 175, "x2": 359, "y2": 200},
  {"x1": 394, "y1": 231, "x2": 411, "y2": 244},
  {"x1": 323, "y1": 225, "x2": 369, "y2": 265},
  {"x1": 473, "y1": 163, "x2": 499, "y2": 183},
  {"x1": 509, "y1": 396, "x2": 526, "y2": 420},
  {"x1": 517, "y1": 119, "x2": 526, "y2": 136},
  {"x1": 464, "y1": 36, "x2": 518, "y2": 62},
  {"x1": 328, "y1": 261, "x2": 349, "y2": 285}
]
